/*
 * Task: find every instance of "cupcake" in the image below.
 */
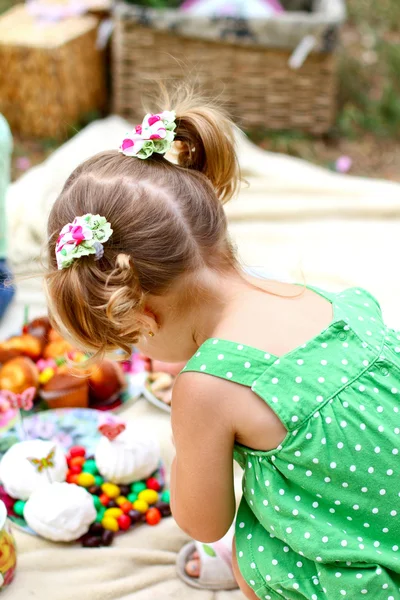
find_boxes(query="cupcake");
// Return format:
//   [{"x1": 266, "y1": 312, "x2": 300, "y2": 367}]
[
  {"x1": 0, "y1": 357, "x2": 39, "y2": 394},
  {"x1": 0, "y1": 440, "x2": 68, "y2": 500},
  {"x1": 95, "y1": 423, "x2": 160, "y2": 484},
  {"x1": 24, "y1": 482, "x2": 96, "y2": 542},
  {"x1": 41, "y1": 373, "x2": 89, "y2": 409}
]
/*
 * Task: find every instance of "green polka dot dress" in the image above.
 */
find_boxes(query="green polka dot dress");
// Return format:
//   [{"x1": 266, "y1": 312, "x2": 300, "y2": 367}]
[{"x1": 184, "y1": 287, "x2": 400, "y2": 599}]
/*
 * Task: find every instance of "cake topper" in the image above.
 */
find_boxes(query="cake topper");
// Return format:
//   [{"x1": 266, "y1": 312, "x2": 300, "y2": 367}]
[
  {"x1": 0, "y1": 386, "x2": 36, "y2": 440},
  {"x1": 98, "y1": 423, "x2": 126, "y2": 442},
  {"x1": 27, "y1": 447, "x2": 56, "y2": 483}
]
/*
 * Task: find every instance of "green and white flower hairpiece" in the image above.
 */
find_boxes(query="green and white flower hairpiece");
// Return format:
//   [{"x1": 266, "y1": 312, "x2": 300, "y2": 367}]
[
  {"x1": 55, "y1": 214, "x2": 113, "y2": 270},
  {"x1": 119, "y1": 110, "x2": 177, "y2": 160}
]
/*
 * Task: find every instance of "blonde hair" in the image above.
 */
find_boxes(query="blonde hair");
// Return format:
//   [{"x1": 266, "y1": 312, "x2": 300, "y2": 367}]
[{"x1": 45, "y1": 89, "x2": 241, "y2": 356}]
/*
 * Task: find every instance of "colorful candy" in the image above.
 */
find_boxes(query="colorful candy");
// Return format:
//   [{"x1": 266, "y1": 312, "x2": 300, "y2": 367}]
[
  {"x1": 69, "y1": 446, "x2": 86, "y2": 458},
  {"x1": 138, "y1": 489, "x2": 158, "y2": 505},
  {"x1": 133, "y1": 499, "x2": 149, "y2": 514},
  {"x1": 119, "y1": 485, "x2": 131, "y2": 497},
  {"x1": 60, "y1": 446, "x2": 171, "y2": 548},
  {"x1": 66, "y1": 473, "x2": 79, "y2": 484},
  {"x1": 69, "y1": 465, "x2": 82, "y2": 475},
  {"x1": 95, "y1": 507, "x2": 106, "y2": 523},
  {"x1": 161, "y1": 490, "x2": 170, "y2": 504},
  {"x1": 155, "y1": 501, "x2": 172, "y2": 518},
  {"x1": 131, "y1": 482, "x2": 146, "y2": 494},
  {"x1": 89, "y1": 522, "x2": 104, "y2": 536},
  {"x1": 92, "y1": 495, "x2": 103, "y2": 511},
  {"x1": 104, "y1": 507, "x2": 123, "y2": 519},
  {"x1": 116, "y1": 496, "x2": 129, "y2": 506},
  {"x1": 13, "y1": 499, "x2": 26, "y2": 516},
  {"x1": 69, "y1": 456, "x2": 86, "y2": 468},
  {"x1": 146, "y1": 507, "x2": 161, "y2": 526},
  {"x1": 101, "y1": 530, "x2": 114, "y2": 546},
  {"x1": 146, "y1": 477, "x2": 161, "y2": 492},
  {"x1": 82, "y1": 460, "x2": 98, "y2": 475},
  {"x1": 102, "y1": 516, "x2": 119, "y2": 532},
  {"x1": 119, "y1": 501, "x2": 132, "y2": 514},
  {"x1": 81, "y1": 534, "x2": 102, "y2": 547},
  {"x1": 99, "y1": 493, "x2": 110, "y2": 506},
  {"x1": 77, "y1": 473, "x2": 96, "y2": 488},
  {"x1": 101, "y1": 483, "x2": 120, "y2": 499},
  {"x1": 128, "y1": 510, "x2": 143, "y2": 524},
  {"x1": 117, "y1": 514, "x2": 131, "y2": 530}
]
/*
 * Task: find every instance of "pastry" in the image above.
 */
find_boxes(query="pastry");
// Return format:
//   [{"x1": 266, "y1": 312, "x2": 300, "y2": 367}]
[
  {"x1": 0, "y1": 357, "x2": 39, "y2": 394},
  {"x1": 0, "y1": 440, "x2": 68, "y2": 500},
  {"x1": 95, "y1": 423, "x2": 160, "y2": 484},
  {"x1": 24, "y1": 482, "x2": 96, "y2": 542},
  {"x1": 88, "y1": 359, "x2": 126, "y2": 405},
  {"x1": 40, "y1": 373, "x2": 89, "y2": 409},
  {"x1": 43, "y1": 339, "x2": 73, "y2": 360},
  {"x1": 1, "y1": 335, "x2": 43, "y2": 361}
]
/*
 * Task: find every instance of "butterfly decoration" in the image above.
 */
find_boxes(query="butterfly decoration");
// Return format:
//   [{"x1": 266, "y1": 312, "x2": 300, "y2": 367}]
[
  {"x1": 98, "y1": 423, "x2": 126, "y2": 442},
  {"x1": 1, "y1": 387, "x2": 36, "y2": 411},
  {"x1": 27, "y1": 447, "x2": 56, "y2": 473}
]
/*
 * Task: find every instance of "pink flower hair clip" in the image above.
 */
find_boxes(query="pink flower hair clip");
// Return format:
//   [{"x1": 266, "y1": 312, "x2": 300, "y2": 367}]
[
  {"x1": 56, "y1": 213, "x2": 113, "y2": 270},
  {"x1": 119, "y1": 110, "x2": 176, "y2": 160}
]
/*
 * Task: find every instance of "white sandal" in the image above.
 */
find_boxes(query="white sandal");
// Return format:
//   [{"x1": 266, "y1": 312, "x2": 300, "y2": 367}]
[{"x1": 176, "y1": 528, "x2": 238, "y2": 591}]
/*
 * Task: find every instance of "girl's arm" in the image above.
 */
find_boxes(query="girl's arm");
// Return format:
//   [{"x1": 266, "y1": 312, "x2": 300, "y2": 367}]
[{"x1": 170, "y1": 372, "x2": 236, "y2": 543}]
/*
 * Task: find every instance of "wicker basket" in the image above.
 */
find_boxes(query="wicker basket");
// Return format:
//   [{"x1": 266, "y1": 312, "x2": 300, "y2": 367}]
[
  {"x1": 0, "y1": 6, "x2": 106, "y2": 139},
  {"x1": 112, "y1": 3, "x2": 344, "y2": 134}
]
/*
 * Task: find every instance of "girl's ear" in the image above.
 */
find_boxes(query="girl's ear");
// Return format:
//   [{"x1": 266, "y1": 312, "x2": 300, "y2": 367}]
[{"x1": 141, "y1": 308, "x2": 159, "y2": 336}]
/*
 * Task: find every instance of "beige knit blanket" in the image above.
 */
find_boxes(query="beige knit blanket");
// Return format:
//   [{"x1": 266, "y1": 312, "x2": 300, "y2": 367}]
[{"x1": 3, "y1": 116, "x2": 400, "y2": 599}]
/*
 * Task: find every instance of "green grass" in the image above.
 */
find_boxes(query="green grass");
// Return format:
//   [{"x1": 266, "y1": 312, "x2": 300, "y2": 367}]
[{"x1": 336, "y1": 0, "x2": 400, "y2": 139}]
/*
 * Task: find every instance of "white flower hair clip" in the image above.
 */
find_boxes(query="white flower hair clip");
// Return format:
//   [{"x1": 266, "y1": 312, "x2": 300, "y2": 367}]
[
  {"x1": 55, "y1": 214, "x2": 113, "y2": 270},
  {"x1": 119, "y1": 110, "x2": 177, "y2": 160}
]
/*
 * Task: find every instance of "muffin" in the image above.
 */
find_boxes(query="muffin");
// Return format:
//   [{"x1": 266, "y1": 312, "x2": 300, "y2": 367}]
[
  {"x1": 0, "y1": 357, "x2": 39, "y2": 394},
  {"x1": 41, "y1": 373, "x2": 89, "y2": 409}
]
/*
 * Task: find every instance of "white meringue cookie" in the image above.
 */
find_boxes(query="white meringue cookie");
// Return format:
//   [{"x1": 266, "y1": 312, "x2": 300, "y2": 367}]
[
  {"x1": 24, "y1": 482, "x2": 96, "y2": 542},
  {"x1": 0, "y1": 440, "x2": 68, "y2": 500},
  {"x1": 95, "y1": 424, "x2": 160, "y2": 484}
]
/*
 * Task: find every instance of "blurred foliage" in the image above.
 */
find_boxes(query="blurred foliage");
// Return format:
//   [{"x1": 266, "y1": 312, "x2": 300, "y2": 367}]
[
  {"x1": 347, "y1": 0, "x2": 400, "y2": 31},
  {"x1": 337, "y1": 0, "x2": 400, "y2": 139}
]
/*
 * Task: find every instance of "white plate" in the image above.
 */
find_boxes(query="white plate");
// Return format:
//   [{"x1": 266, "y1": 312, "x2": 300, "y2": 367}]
[{"x1": 143, "y1": 380, "x2": 172, "y2": 414}]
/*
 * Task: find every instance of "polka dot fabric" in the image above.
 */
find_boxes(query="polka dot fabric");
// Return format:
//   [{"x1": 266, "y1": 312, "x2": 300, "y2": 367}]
[{"x1": 184, "y1": 287, "x2": 400, "y2": 599}]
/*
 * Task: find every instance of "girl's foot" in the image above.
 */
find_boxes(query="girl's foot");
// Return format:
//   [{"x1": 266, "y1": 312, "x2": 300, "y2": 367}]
[
  {"x1": 177, "y1": 527, "x2": 238, "y2": 591},
  {"x1": 185, "y1": 550, "x2": 201, "y2": 578}
]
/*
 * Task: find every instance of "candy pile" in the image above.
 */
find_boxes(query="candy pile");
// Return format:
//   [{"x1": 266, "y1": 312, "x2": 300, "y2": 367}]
[{"x1": 5, "y1": 444, "x2": 171, "y2": 548}]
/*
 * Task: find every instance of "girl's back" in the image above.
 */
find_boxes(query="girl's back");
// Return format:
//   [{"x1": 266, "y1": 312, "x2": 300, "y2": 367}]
[{"x1": 183, "y1": 281, "x2": 400, "y2": 598}]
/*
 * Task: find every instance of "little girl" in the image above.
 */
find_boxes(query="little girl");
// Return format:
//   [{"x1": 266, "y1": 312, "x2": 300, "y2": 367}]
[{"x1": 45, "y1": 91, "x2": 400, "y2": 599}]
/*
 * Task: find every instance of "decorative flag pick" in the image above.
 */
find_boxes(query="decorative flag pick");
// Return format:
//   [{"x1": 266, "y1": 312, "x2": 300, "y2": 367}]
[
  {"x1": 0, "y1": 387, "x2": 36, "y2": 440},
  {"x1": 98, "y1": 423, "x2": 126, "y2": 442},
  {"x1": 27, "y1": 447, "x2": 56, "y2": 484}
]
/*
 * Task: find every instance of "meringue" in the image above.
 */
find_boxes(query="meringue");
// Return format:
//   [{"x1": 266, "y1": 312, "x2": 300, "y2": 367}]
[
  {"x1": 0, "y1": 440, "x2": 68, "y2": 500},
  {"x1": 95, "y1": 424, "x2": 160, "y2": 484},
  {"x1": 24, "y1": 482, "x2": 96, "y2": 542}
]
